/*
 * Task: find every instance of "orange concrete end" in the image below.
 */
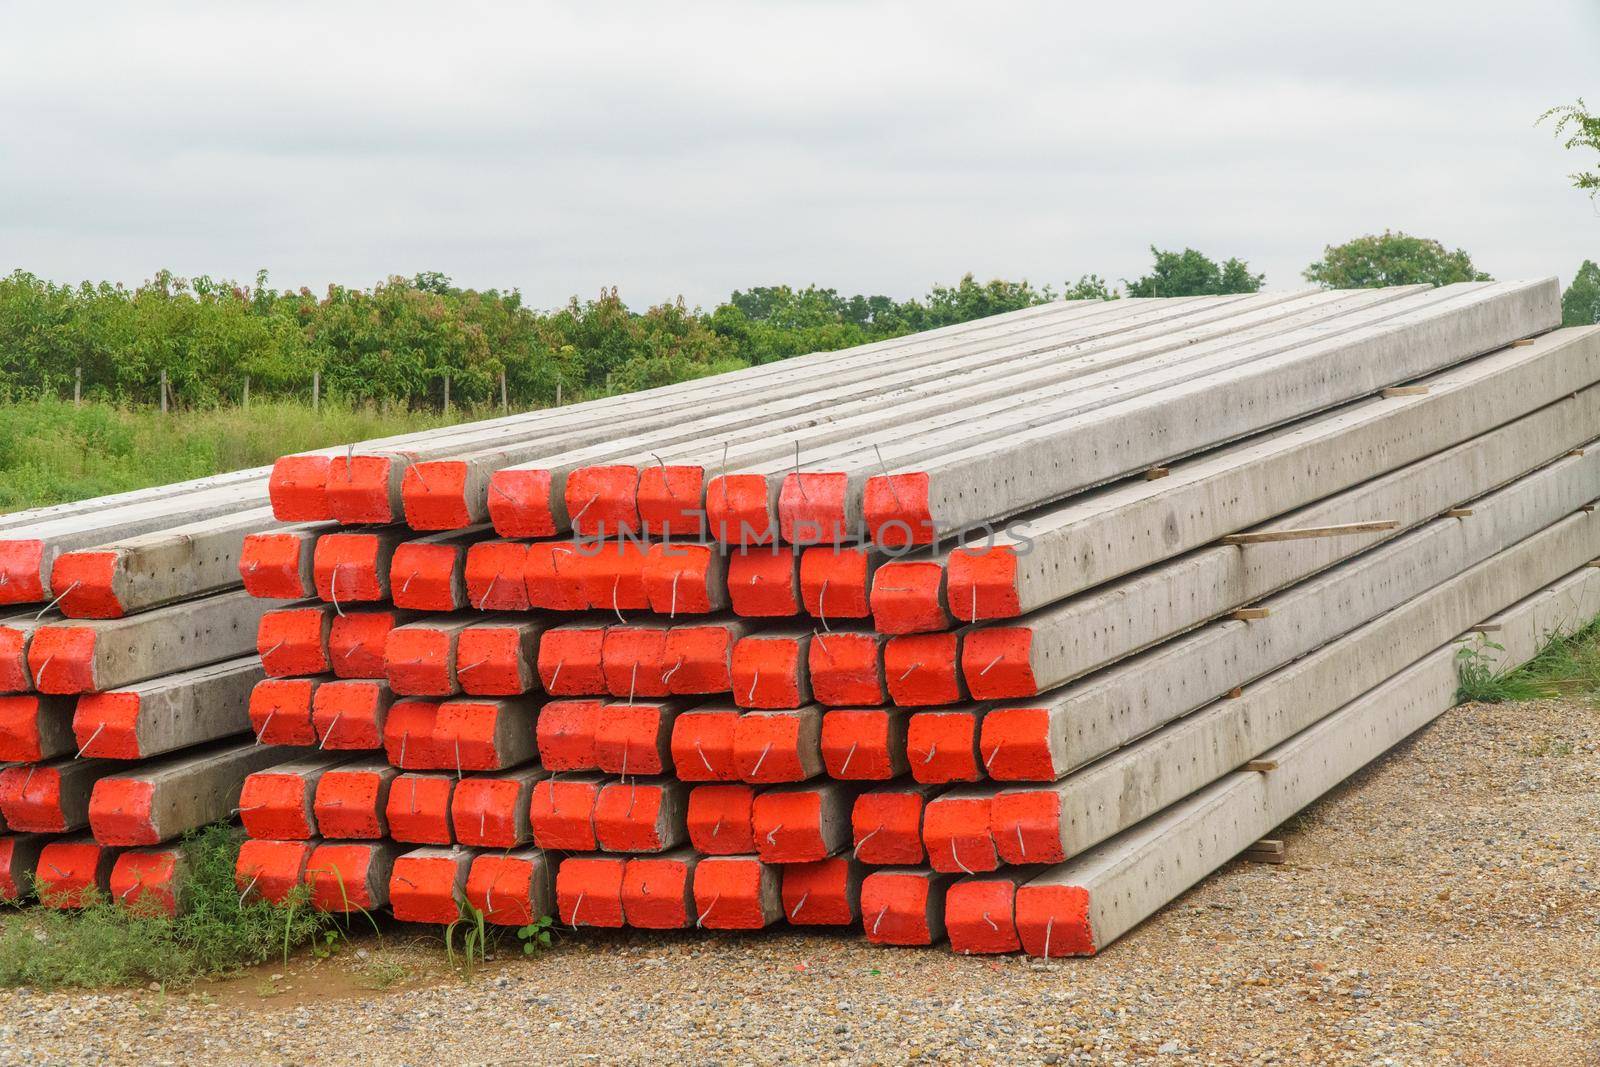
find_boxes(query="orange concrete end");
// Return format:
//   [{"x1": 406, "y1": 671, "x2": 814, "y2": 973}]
[
  {"x1": 434, "y1": 700, "x2": 517, "y2": 771},
  {"x1": 236, "y1": 838, "x2": 315, "y2": 903},
  {"x1": 730, "y1": 635, "x2": 807, "y2": 709},
  {"x1": 705, "y1": 474, "x2": 777, "y2": 545},
  {"x1": 860, "y1": 869, "x2": 938, "y2": 945},
  {"x1": 686, "y1": 783, "x2": 756, "y2": 854},
  {"x1": 852, "y1": 791, "x2": 927, "y2": 865},
  {"x1": 799, "y1": 546, "x2": 873, "y2": 619},
  {"x1": 0, "y1": 764, "x2": 66, "y2": 832},
  {"x1": 28, "y1": 626, "x2": 97, "y2": 694},
  {"x1": 464, "y1": 541, "x2": 531, "y2": 612},
  {"x1": 329, "y1": 611, "x2": 394, "y2": 679},
  {"x1": 922, "y1": 794, "x2": 998, "y2": 873},
  {"x1": 400, "y1": 459, "x2": 473, "y2": 530},
  {"x1": 600, "y1": 627, "x2": 669, "y2": 698},
  {"x1": 451, "y1": 777, "x2": 530, "y2": 848},
  {"x1": 992, "y1": 789, "x2": 1066, "y2": 864},
  {"x1": 669, "y1": 708, "x2": 742, "y2": 782},
  {"x1": 324, "y1": 455, "x2": 398, "y2": 525},
  {"x1": 248, "y1": 678, "x2": 318, "y2": 747},
  {"x1": 643, "y1": 543, "x2": 718, "y2": 615},
  {"x1": 751, "y1": 789, "x2": 828, "y2": 863},
  {"x1": 593, "y1": 781, "x2": 673, "y2": 852},
  {"x1": 884, "y1": 632, "x2": 963, "y2": 707},
  {"x1": 622, "y1": 855, "x2": 695, "y2": 929},
  {"x1": 390, "y1": 853, "x2": 466, "y2": 924},
  {"x1": 36, "y1": 840, "x2": 111, "y2": 908},
  {"x1": 0, "y1": 540, "x2": 46, "y2": 606},
  {"x1": 239, "y1": 771, "x2": 315, "y2": 840},
  {"x1": 313, "y1": 679, "x2": 388, "y2": 750},
  {"x1": 0, "y1": 695, "x2": 52, "y2": 762},
  {"x1": 575, "y1": 542, "x2": 651, "y2": 612},
  {"x1": 239, "y1": 532, "x2": 314, "y2": 600},
  {"x1": 870, "y1": 560, "x2": 950, "y2": 635},
  {"x1": 381, "y1": 699, "x2": 443, "y2": 768},
  {"x1": 306, "y1": 842, "x2": 384, "y2": 911},
  {"x1": 456, "y1": 625, "x2": 531, "y2": 696},
  {"x1": 693, "y1": 855, "x2": 777, "y2": 929},
  {"x1": 946, "y1": 878, "x2": 1021, "y2": 954},
  {"x1": 781, "y1": 857, "x2": 861, "y2": 926},
  {"x1": 315, "y1": 767, "x2": 393, "y2": 839},
  {"x1": 662, "y1": 624, "x2": 735, "y2": 695},
  {"x1": 384, "y1": 625, "x2": 454, "y2": 696},
  {"x1": 389, "y1": 542, "x2": 462, "y2": 611},
  {"x1": 486, "y1": 469, "x2": 556, "y2": 538},
  {"x1": 523, "y1": 541, "x2": 589, "y2": 611},
  {"x1": 821, "y1": 709, "x2": 902, "y2": 780},
  {"x1": 637, "y1": 465, "x2": 706, "y2": 538},
  {"x1": 51, "y1": 551, "x2": 123, "y2": 619},
  {"x1": 87, "y1": 778, "x2": 158, "y2": 846},
  {"x1": 258, "y1": 608, "x2": 331, "y2": 677},
  {"x1": 808, "y1": 633, "x2": 885, "y2": 707},
  {"x1": 733, "y1": 712, "x2": 812, "y2": 783},
  {"x1": 537, "y1": 626, "x2": 609, "y2": 696},
  {"x1": 980, "y1": 707, "x2": 1056, "y2": 781},
  {"x1": 565, "y1": 465, "x2": 642, "y2": 539},
  {"x1": 110, "y1": 849, "x2": 181, "y2": 916},
  {"x1": 864, "y1": 472, "x2": 934, "y2": 548},
  {"x1": 777, "y1": 472, "x2": 848, "y2": 546},
  {"x1": 0, "y1": 624, "x2": 33, "y2": 692},
  {"x1": 465, "y1": 854, "x2": 547, "y2": 926},
  {"x1": 535, "y1": 699, "x2": 603, "y2": 770},
  {"x1": 270, "y1": 455, "x2": 332, "y2": 521},
  {"x1": 962, "y1": 628, "x2": 1038, "y2": 699},
  {"x1": 946, "y1": 546, "x2": 1022, "y2": 621},
  {"x1": 594, "y1": 703, "x2": 670, "y2": 776},
  {"x1": 908, "y1": 710, "x2": 983, "y2": 784},
  {"x1": 313, "y1": 532, "x2": 387, "y2": 603},
  {"x1": 726, "y1": 546, "x2": 798, "y2": 616},
  {"x1": 556, "y1": 855, "x2": 626, "y2": 927},
  {"x1": 529, "y1": 779, "x2": 601, "y2": 851},
  {"x1": 384, "y1": 775, "x2": 455, "y2": 845},
  {"x1": 1015, "y1": 883, "x2": 1096, "y2": 957}
]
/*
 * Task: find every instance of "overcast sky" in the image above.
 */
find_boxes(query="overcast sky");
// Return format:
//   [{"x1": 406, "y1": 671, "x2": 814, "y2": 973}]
[{"x1": 1, "y1": 2, "x2": 1595, "y2": 309}]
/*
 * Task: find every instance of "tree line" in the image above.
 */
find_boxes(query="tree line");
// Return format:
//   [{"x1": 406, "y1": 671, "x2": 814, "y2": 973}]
[{"x1": 0, "y1": 234, "x2": 1594, "y2": 411}]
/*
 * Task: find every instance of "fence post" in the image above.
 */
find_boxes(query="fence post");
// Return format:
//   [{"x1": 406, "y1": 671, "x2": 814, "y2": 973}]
[
  {"x1": 443, "y1": 372, "x2": 451, "y2": 418},
  {"x1": 243, "y1": 375, "x2": 250, "y2": 410},
  {"x1": 500, "y1": 370, "x2": 508, "y2": 414},
  {"x1": 312, "y1": 370, "x2": 320, "y2": 413},
  {"x1": 74, "y1": 365, "x2": 81, "y2": 408},
  {"x1": 159, "y1": 369, "x2": 168, "y2": 415},
  {"x1": 555, "y1": 378, "x2": 563, "y2": 407}
]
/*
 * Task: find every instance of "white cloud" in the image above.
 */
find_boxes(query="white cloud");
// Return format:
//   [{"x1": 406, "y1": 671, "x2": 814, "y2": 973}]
[{"x1": 0, "y1": 0, "x2": 1595, "y2": 306}]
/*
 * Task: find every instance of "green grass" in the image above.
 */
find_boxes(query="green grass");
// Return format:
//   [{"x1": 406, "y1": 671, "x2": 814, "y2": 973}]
[
  {"x1": 1456, "y1": 617, "x2": 1600, "y2": 705},
  {"x1": 0, "y1": 399, "x2": 454, "y2": 513},
  {"x1": 0, "y1": 825, "x2": 342, "y2": 989}
]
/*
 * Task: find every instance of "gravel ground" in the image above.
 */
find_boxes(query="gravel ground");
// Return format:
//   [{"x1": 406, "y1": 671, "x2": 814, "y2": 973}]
[{"x1": 1, "y1": 695, "x2": 1596, "y2": 1066}]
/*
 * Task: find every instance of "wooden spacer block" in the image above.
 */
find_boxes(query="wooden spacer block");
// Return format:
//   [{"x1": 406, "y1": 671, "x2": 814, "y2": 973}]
[
  {"x1": 1511, "y1": 338, "x2": 1536, "y2": 348},
  {"x1": 1568, "y1": 449, "x2": 1586, "y2": 458},
  {"x1": 1227, "y1": 686, "x2": 1243, "y2": 699},
  {"x1": 1243, "y1": 838, "x2": 1286, "y2": 864},
  {"x1": 1465, "y1": 623, "x2": 1502, "y2": 634},
  {"x1": 1380, "y1": 385, "x2": 1430, "y2": 398},
  {"x1": 1445, "y1": 508, "x2": 1473, "y2": 518},
  {"x1": 1143, "y1": 467, "x2": 1170, "y2": 481},
  {"x1": 1244, "y1": 759, "x2": 1277, "y2": 772},
  {"x1": 1230, "y1": 608, "x2": 1270, "y2": 621},
  {"x1": 1221, "y1": 520, "x2": 1398, "y2": 546}
]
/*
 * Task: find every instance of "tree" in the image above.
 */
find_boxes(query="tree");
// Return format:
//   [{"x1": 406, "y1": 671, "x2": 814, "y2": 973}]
[
  {"x1": 1539, "y1": 99, "x2": 1600, "y2": 203},
  {"x1": 1563, "y1": 261, "x2": 1600, "y2": 326},
  {"x1": 1063, "y1": 274, "x2": 1118, "y2": 301},
  {"x1": 1302, "y1": 231, "x2": 1491, "y2": 289},
  {"x1": 1124, "y1": 247, "x2": 1263, "y2": 297}
]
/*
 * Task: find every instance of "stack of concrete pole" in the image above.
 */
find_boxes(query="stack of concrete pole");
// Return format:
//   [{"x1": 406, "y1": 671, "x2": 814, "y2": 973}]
[{"x1": 9, "y1": 279, "x2": 1600, "y2": 960}]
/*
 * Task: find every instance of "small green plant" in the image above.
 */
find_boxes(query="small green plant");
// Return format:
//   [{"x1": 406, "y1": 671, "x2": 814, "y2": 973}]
[
  {"x1": 0, "y1": 825, "x2": 339, "y2": 989},
  {"x1": 354, "y1": 956, "x2": 411, "y2": 990},
  {"x1": 1455, "y1": 638, "x2": 1554, "y2": 704},
  {"x1": 444, "y1": 896, "x2": 489, "y2": 977},
  {"x1": 1456, "y1": 618, "x2": 1600, "y2": 705},
  {"x1": 516, "y1": 914, "x2": 555, "y2": 955}
]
